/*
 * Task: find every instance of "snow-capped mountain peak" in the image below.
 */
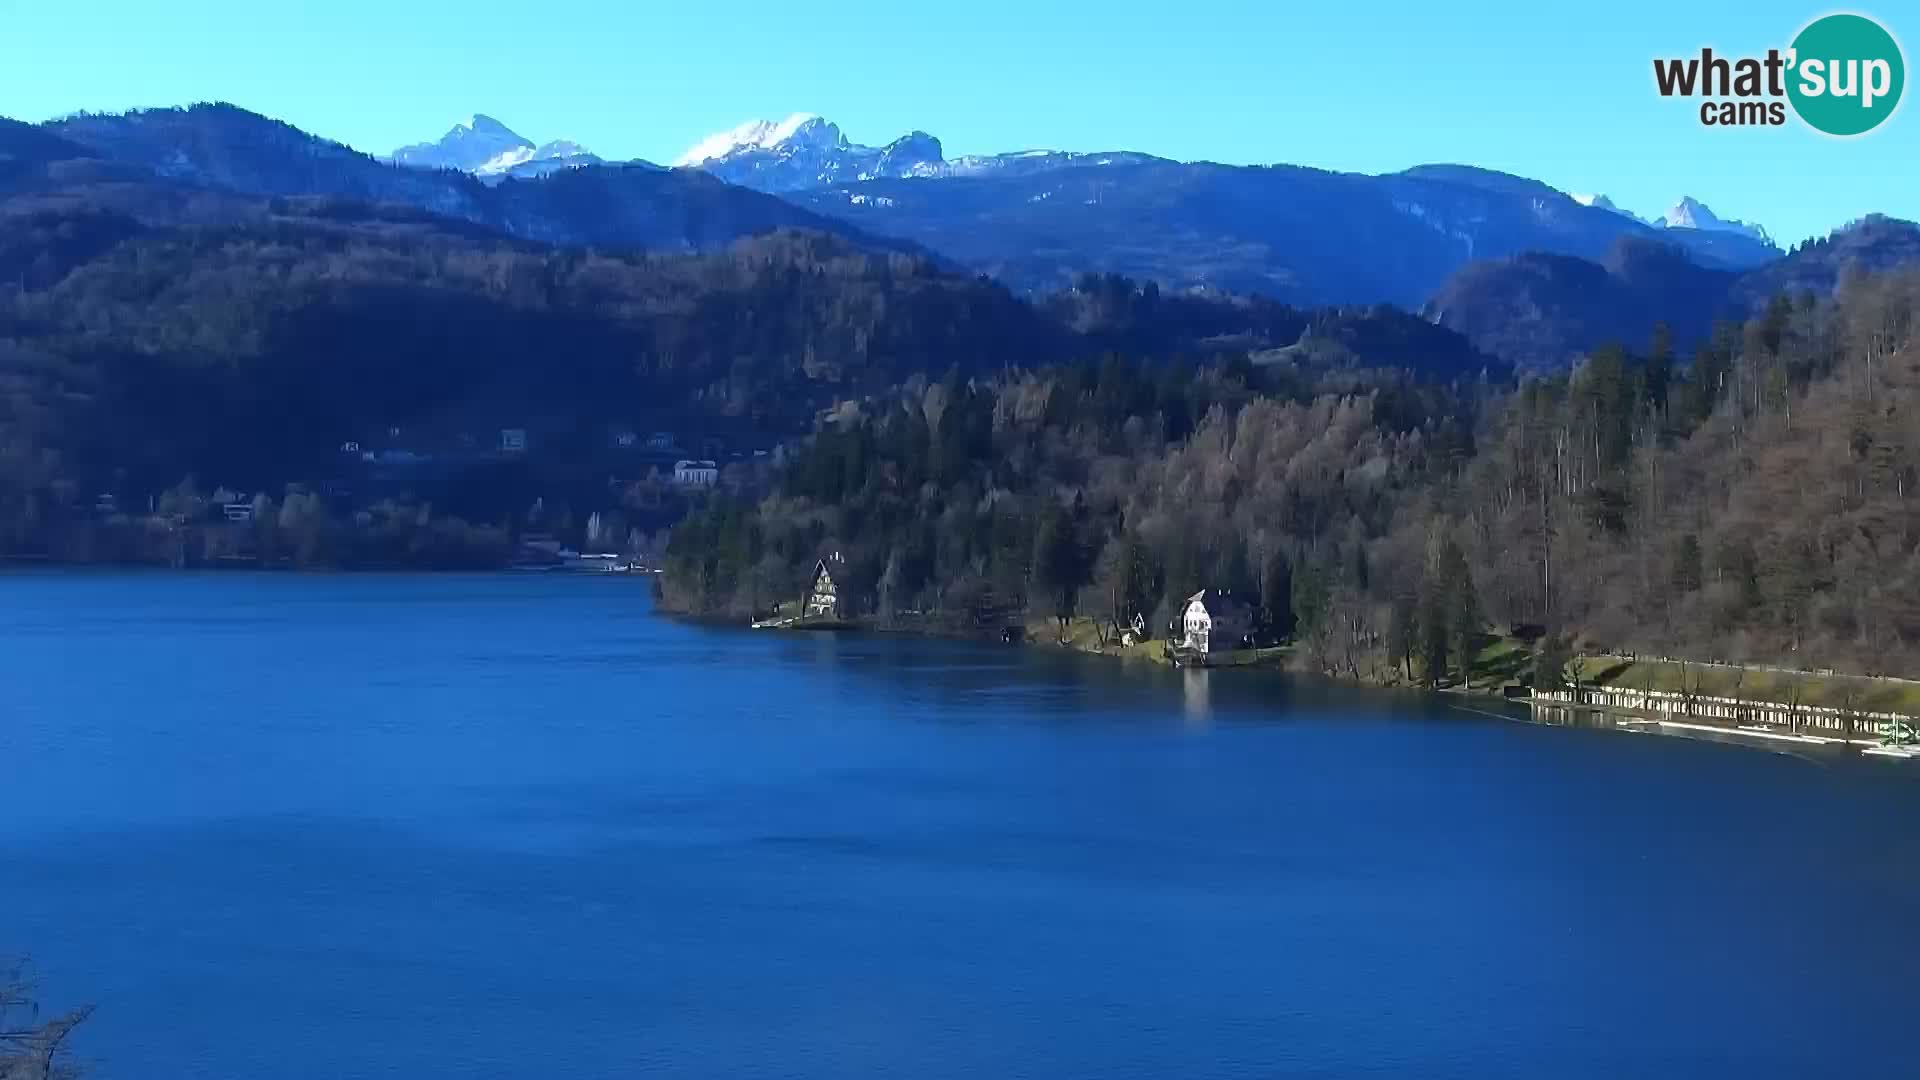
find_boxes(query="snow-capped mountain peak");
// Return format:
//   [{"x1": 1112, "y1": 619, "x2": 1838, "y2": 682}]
[
  {"x1": 673, "y1": 112, "x2": 1165, "y2": 193},
  {"x1": 391, "y1": 114, "x2": 533, "y2": 172},
  {"x1": 461, "y1": 114, "x2": 520, "y2": 138},
  {"x1": 674, "y1": 113, "x2": 837, "y2": 167},
  {"x1": 672, "y1": 113, "x2": 943, "y2": 191},
  {"x1": 389, "y1": 115, "x2": 605, "y2": 183},
  {"x1": 1570, "y1": 192, "x2": 1651, "y2": 225},
  {"x1": 873, "y1": 131, "x2": 945, "y2": 178},
  {"x1": 1663, "y1": 196, "x2": 1772, "y2": 244},
  {"x1": 1565, "y1": 191, "x2": 1775, "y2": 248}
]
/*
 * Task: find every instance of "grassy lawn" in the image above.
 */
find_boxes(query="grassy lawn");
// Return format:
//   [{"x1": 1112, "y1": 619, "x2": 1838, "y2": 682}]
[
  {"x1": 1019, "y1": 615, "x2": 1295, "y2": 665},
  {"x1": 1584, "y1": 657, "x2": 1920, "y2": 716},
  {"x1": 960, "y1": 614, "x2": 1920, "y2": 716},
  {"x1": 1025, "y1": 615, "x2": 1176, "y2": 661},
  {"x1": 1466, "y1": 636, "x2": 1535, "y2": 690}
]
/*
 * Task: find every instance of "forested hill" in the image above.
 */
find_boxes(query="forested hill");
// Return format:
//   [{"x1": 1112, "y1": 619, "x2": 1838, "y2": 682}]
[
  {"x1": 1426, "y1": 237, "x2": 1738, "y2": 369},
  {"x1": 0, "y1": 169, "x2": 1501, "y2": 566},
  {"x1": 1733, "y1": 215, "x2": 1920, "y2": 306},
  {"x1": 667, "y1": 270, "x2": 1920, "y2": 682},
  {"x1": 0, "y1": 117, "x2": 91, "y2": 169},
  {"x1": 1429, "y1": 217, "x2": 1920, "y2": 369},
  {"x1": 0, "y1": 217, "x2": 1044, "y2": 490}
]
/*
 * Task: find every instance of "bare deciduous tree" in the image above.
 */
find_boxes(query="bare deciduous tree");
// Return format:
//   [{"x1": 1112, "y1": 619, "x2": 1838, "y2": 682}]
[{"x1": 0, "y1": 960, "x2": 90, "y2": 1080}]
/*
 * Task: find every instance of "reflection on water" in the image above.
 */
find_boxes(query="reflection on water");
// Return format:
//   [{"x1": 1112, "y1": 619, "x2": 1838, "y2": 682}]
[
  {"x1": 1526, "y1": 702, "x2": 1624, "y2": 730},
  {"x1": 1182, "y1": 667, "x2": 1212, "y2": 728}
]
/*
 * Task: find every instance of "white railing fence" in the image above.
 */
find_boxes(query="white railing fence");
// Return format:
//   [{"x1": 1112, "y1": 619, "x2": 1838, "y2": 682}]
[{"x1": 1532, "y1": 687, "x2": 1905, "y2": 739}]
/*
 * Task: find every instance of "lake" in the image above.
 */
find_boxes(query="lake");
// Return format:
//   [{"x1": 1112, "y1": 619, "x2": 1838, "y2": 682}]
[{"x1": 3, "y1": 572, "x2": 1917, "y2": 1078}]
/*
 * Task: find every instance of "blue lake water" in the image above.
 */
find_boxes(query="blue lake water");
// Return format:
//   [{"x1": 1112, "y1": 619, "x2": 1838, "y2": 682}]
[{"x1": 3, "y1": 571, "x2": 1918, "y2": 1078}]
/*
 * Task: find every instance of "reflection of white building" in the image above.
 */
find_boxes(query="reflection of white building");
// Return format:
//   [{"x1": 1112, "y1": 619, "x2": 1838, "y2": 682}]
[
  {"x1": 1183, "y1": 668, "x2": 1212, "y2": 728},
  {"x1": 673, "y1": 459, "x2": 719, "y2": 488}
]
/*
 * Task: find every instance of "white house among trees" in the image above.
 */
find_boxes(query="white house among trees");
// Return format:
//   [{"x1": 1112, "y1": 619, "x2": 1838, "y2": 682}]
[
  {"x1": 805, "y1": 558, "x2": 840, "y2": 618},
  {"x1": 1181, "y1": 589, "x2": 1252, "y2": 654}
]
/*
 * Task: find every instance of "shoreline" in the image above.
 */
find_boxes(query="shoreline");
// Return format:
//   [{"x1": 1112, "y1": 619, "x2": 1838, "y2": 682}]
[
  {"x1": 15, "y1": 566, "x2": 1913, "y2": 767},
  {"x1": 704, "y1": 603, "x2": 1920, "y2": 765}
]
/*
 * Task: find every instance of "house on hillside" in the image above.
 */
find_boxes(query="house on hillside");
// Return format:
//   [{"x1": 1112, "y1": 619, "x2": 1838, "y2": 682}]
[
  {"x1": 673, "y1": 459, "x2": 719, "y2": 488},
  {"x1": 804, "y1": 558, "x2": 841, "y2": 619},
  {"x1": 1180, "y1": 589, "x2": 1252, "y2": 655}
]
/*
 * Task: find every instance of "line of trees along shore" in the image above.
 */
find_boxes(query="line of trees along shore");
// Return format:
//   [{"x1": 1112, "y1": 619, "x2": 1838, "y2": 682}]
[{"x1": 666, "y1": 270, "x2": 1920, "y2": 683}]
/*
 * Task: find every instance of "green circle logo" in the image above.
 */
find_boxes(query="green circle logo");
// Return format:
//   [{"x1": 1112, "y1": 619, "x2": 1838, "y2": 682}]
[{"x1": 1787, "y1": 13, "x2": 1905, "y2": 136}]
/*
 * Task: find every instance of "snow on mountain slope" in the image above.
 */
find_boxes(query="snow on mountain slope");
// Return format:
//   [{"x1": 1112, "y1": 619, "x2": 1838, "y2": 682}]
[
  {"x1": 391, "y1": 115, "x2": 532, "y2": 172},
  {"x1": 1570, "y1": 193, "x2": 1651, "y2": 225},
  {"x1": 390, "y1": 116, "x2": 602, "y2": 183},
  {"x1": 1663, "y1": 196, "x2": 1772, "y2": 244},
  {"x1": 675, "y1": 113, "x2": 1168, "y2": 192},
  {"x1": 674, "y1": 113, "x2": 827, "y2": 166},
  {"x1": 1567, "y1": 192, "x2": 1774, "y2": 247},
  {"x1": 673, "y1": 115, "x2": 933, "y2": 191}
]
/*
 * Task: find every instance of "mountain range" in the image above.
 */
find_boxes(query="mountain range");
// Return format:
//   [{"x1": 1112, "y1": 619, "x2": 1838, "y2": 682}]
[
  {"x1": 389, "y1": 114, "x2": 607, "y2": 182},
  {"x1": 382, "y1": 112, "x2": 1789, "y2": 305},
  {"x1": 667, "y1": 112, "x2": 1169, "y2": 192},
  {"x1": 375, "y1": 112, "x2": 1787, "y2": 307},
  {"x1": 5, "y1": 96, "x2": 1920, "y2": 564},
  {"x1": 6, "y1": 103, "x2": 1917, "y2": 374},
  {"x1": 672, "y1": 114, "x2": 1778, "y2": 250},
  {"x1": 1572, "y1": 191, "x2": 1773, "y2": 245},
  {"x1": 27, "y1": 105, "x2": 901, "y2": 256}
]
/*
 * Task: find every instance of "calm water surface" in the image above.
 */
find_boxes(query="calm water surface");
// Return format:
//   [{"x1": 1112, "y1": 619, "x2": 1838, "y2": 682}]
[{"x1": 3, "y1": 572, "x2": 1917, "y2": 1078}]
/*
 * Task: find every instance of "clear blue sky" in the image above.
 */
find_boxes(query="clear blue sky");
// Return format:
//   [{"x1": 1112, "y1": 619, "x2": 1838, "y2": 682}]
[{"x1": 1, "y1": 0, "x2": 1910, "y2": 244}]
